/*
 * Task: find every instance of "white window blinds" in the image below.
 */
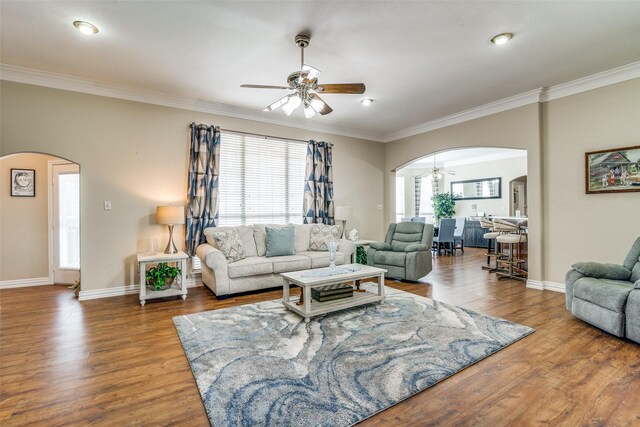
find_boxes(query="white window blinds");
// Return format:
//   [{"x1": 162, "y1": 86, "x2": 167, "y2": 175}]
[{"x1": 218, "y1": 132, "x2": 307, "y2": 227}]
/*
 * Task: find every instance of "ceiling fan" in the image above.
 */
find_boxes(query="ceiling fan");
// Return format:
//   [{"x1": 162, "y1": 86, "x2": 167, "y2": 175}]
[
  {"x1": 427, "y1": 156, "x2": 456, "y2": 179},
  {"x1": 241, "y1": 34, "x2": 366, "y2": 118}
]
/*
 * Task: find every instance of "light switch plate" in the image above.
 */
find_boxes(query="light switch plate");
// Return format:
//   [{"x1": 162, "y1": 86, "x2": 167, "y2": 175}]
[{"x1": 104, "y1": 201, "x2": 112, "y2": 210}]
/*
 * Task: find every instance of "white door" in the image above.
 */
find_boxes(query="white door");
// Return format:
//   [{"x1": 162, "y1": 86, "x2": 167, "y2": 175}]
[{"x1": 52, "y1": 163, "x2": 80, "y2": 284}]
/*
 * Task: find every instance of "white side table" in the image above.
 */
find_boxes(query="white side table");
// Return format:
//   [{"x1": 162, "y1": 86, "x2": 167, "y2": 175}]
[{"x1": 137, "y1": 251, "x2": 189, "y2": 306}]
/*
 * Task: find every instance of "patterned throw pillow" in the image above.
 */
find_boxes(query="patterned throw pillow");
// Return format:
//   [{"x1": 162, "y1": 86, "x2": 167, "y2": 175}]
[
  {"x1": 211, "y1": 229, "x2": 246, "y2": 262},
  {"x1": 308, "y1": 224, "x2": 343, "y2": 251}
]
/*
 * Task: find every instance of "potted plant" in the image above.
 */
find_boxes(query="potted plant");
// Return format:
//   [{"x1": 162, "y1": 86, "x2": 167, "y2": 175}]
[
  {"x1": 146, "y1": 262, "x2": 181, "y2": 291},
  {"x1": 432, "y1": 192, "x2": 456, "y2": 223}
]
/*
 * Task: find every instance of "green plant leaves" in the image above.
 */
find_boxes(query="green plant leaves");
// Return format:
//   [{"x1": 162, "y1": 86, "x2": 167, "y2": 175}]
[
  {"x1": 145, "y1": 262, "x2": 181, "y2": 291},
  {"x1": 432, "y1": 192, "x2": 456, "y2": 222}
]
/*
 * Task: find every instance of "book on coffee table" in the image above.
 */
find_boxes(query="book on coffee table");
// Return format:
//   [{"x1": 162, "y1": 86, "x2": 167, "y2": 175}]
[{"x1": 311, "y1": 283, "x2": 353, "y2": 302}]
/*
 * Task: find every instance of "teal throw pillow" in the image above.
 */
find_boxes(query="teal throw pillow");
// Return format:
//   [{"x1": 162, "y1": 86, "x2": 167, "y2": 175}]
[{"x1": 265, "y1": 226, "x2": 295, "y2": 257}]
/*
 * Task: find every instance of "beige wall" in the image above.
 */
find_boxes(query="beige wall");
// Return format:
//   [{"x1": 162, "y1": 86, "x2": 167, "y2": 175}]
[
  {"x1": 385, "y1": 104, "x2": 543, "y2": 281},
  {"x1": 0, "y1": 81, "x2": 385, "y2": 291},
  {"x1": 0, "y1": 153, "x2": 57, "y2": 281},
  {"x1": 542, "y1": 79, "x2": 640, "y2": 283}
]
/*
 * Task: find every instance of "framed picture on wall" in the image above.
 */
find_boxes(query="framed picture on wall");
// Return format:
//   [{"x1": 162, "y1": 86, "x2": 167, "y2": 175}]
[
  {"x1": 585, "y1": 146, "x2": 640, "y2": 194},
  {"x1": 10, "y1": 168, "x2": 36, "y2": 197}
]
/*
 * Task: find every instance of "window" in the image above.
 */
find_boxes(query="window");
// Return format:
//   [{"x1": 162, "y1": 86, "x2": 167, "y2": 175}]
[
  {"x1": 58, "y1": 173, "x2": 80, "y2": 269},
  {"x1": 218, "y1": 132, "x2": 307, "y2": 227},
  {"x1": 419, "y1": 176, "x2": 434, "y2": 216},
  {"x1": 396, "y1": 176, "x2": 405, "y2": 222}
]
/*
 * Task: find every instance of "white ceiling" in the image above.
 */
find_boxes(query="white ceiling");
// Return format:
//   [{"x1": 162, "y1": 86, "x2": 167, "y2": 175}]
[{"x1": 1, "y1": 1, "x2": 639, "y2": 140}]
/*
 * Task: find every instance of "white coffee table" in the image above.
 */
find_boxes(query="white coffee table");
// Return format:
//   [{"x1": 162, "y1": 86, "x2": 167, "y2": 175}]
[{"x1": 280, "y1": 264, "x2": 387, "y2": 323}]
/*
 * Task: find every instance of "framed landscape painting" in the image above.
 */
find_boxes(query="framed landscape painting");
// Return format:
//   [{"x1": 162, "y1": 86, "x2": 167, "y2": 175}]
[
  {"x1": 585, "y1": 145, "x2": 640, "y2": 194},
  {"x1": 10, "y1": 168, "x2": 36, "y2": 197}
]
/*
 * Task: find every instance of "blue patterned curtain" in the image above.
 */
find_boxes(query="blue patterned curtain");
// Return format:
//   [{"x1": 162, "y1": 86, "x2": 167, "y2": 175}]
[
  {"x1": 186, "y1": 123, "x2": 220, "y2": 256},
  {"x1": 303, "y1": 140, "x2": 335, "y2": 225}
]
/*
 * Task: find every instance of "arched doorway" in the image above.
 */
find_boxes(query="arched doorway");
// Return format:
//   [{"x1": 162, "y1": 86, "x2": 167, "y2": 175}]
[{"x1": 0, "y1": 152, "x2": 81, "y2": 291}]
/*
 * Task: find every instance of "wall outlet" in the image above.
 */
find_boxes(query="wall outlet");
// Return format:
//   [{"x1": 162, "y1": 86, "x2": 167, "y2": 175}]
[{"x1": 104, "y1": 201, "x2": 112, "y2": 210}]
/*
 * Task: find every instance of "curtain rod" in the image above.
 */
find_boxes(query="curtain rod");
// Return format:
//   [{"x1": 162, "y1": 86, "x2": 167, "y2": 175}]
[{"x1": 189, "y1": 123, "x2": 332, "y2": 146}]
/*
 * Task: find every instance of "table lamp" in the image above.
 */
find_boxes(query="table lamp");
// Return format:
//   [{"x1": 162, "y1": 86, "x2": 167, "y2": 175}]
[
  {"x1": 157, "y1": 205, "x2": 185, "y2": 254},
  {"x1": 334, "y1": 206, "x2": 353, "y2": 238}
]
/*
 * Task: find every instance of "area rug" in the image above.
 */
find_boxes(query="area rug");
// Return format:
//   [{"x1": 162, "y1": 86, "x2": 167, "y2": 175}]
[{"x1": 173, "y1": 285, "x2": 534, "y2": 427}]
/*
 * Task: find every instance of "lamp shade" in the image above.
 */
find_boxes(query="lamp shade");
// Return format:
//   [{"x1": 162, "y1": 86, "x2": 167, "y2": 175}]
[
  {"x1": 156, "y1": 206, "x2": 185, "y2": 225},
  {"x1": 334, "y1": 206, "x2": 353, "y2": 221}
]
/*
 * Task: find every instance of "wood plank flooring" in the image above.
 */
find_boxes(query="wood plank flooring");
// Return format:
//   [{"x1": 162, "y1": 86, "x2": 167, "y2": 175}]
[{"x1": 1, "y1": 248, "x2": 638, "y2": 426}]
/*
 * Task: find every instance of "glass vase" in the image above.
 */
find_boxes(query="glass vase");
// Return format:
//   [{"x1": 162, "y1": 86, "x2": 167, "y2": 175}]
[{"x1": 328, "y1": 240, "x2": 338, "y2": 274}]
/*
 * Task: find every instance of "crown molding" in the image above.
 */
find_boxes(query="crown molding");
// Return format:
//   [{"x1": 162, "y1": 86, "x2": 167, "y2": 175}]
[
  {"x1": 3, "y1": 61, "x2": 639, "y2": 145},
  {"x1": 382, "y1": 88, "x2": 544, "y2": 143},
  {"x1": 0, "y1": 64, "x2": 382, "y2": 142},
  {"x1": 540, "y1": 61, "x2": 640, "y2": 102}
]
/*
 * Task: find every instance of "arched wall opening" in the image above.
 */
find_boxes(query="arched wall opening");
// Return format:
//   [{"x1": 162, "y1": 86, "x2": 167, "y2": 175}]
[
  {"x1": 1, "y1": 151, "x2": 81, "y2": 290},
  {"x1": 395, "y1": 147, "x2": 528, "y2": 223},
  {"x1": 383, "y1": 103, "x2": 543, "y2": 283}
]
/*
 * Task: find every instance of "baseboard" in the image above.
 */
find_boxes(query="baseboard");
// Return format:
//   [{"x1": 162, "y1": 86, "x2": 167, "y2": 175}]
[
  {"x1": 78, "y1": 279, "x2": 202, "y2": 301},
  {"x1": 526, "y1": 280, "x2": 565, "y2": 293},
  {"x1": 0, "y1": 277, "x2": 51, "y2": 289}
]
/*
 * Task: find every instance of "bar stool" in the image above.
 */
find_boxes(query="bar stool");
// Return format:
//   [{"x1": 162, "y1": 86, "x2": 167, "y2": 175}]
[
  {"x1": 494, "y1": 219, "x2": 527, "y2": 282},
  {"x1": 479, "y1": 218, "x2": 500, "y2": 271}
]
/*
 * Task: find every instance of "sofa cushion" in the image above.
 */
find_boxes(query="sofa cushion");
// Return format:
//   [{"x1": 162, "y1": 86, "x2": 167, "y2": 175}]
[
  {"x1": 227, "y1": 256, "x2": 273, "y2": 279},
  {"x1": 293, "y1": 224, "x2": 312, "y2": 253},
  {"x1": 253, "y1": 224, "x2": 280, "y2": 256},
  {"x1": 630, "y1": 256, "x2": 640, "y2": 283},
  {"x1": 204, "y1": 226, "x2": 257, "y2": 257},
  {"x1": 391, "y1": 222, "x2": 424, "y2": 251},
  {"x1": 266, "y1": 226, "x2": 296, "y2": 257},
  {"x1": 623, "y1": 237, "x2": 640, "y2": 270},
  {"x1": 208, "y1": 229, "x2": 246, "y2": 262},
  {"x1": 269, "y1": 255, "x2": 312, "y2": 273},
  {"x1": 297, "y1": 251, "x2": 345, "y2": 268},
  {"x1": 373, "y1": 250, "x2": 406, "y2": 267},
  {"x1": 572, "y1": 262, "x2": 631, "y2": 281},
  {"x1": 573, "y1": 277, "x2": 635, "y2": 313},
  {"x1": 308, "y1": 224, "x2": 343, "y2": 251}
]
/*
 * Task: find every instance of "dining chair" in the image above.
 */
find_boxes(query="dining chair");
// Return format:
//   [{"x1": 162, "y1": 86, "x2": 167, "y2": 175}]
[
  {"x1": 432, "y1": 218, "x2": 456, "y2": 255},
  {"x1": 453, "y1": 217, "x2": 466, "y2": 254}
]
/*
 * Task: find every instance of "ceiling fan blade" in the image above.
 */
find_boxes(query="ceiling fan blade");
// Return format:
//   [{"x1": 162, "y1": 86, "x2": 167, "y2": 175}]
[
  {"x1": 263, "y1": 95, "x2": 291, "y2": 112},
  {"x1": 241, "y1": 84, "x2": 290, "y2": 90},
  {"x1": 316, "y1": 83, "x2": 366, "y2": 94},
  {"x1": 300, "y1": 64, "x2": 321, "y2": 82},
  {"x1": 309, "y1": 93, "x2": 333, "y2": 115}
]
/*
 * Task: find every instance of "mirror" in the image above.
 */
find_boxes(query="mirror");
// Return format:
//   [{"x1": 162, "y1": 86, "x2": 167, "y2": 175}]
[{"x1": 451, "y1": 177, "x2": 502, "y2": 200}]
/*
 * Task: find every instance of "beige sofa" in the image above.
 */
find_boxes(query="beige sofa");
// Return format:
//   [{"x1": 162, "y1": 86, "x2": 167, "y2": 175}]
[{"x1": 196, "y1": 224, "x2": 355, "y2": 298}]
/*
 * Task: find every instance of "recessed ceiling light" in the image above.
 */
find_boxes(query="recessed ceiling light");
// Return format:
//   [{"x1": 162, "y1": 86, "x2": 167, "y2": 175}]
[
  {"x1": 490, "y1": 33, "x2": 512, "y2": 45},
  {"x1": 361, "y1": 98, "x2": 374, "y2": 106},
  {"x1": 73, "y1": 21, "x2": 99, "y2": 35}
]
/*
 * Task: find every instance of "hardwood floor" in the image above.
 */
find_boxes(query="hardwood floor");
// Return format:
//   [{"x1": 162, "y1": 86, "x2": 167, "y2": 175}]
[{"x1": 1, "y1": 248, "x2": 638, "y2": 426}]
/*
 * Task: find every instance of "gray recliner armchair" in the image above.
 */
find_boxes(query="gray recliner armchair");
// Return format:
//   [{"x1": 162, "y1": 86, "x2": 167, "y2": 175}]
[
  {"x1": 565, "y1": 236, "x2": 640, "y2": 344},
  {"x1": 367, "y1": 222, "x2": 434, "y2": 281}
]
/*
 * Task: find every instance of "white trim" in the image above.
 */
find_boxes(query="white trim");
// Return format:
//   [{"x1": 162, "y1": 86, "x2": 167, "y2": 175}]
[
  {"x1": 2, "y1": 61, "x2": 638, "y2": 144},
  {"x1": 48, "y1": 159, "x2": 73, "y2": 285},
  {"x1": 540, "y1": 61, "x2": 640, "y2": 102},
  {"x1": 78, "y1": 279, "x2": 202, "y2": 301},
  {"x1": 526, "y1": 279, "x2": 565, "y2": 294},
  {"x1": 0, "y1": 64, "x2": 380, "y2": 143},
  {"x1": 383, "y1": 88, "x2": 544, "y2": 142},
  {"x1": 0, "y1": 277, "x2": 51, "y2": 289}
]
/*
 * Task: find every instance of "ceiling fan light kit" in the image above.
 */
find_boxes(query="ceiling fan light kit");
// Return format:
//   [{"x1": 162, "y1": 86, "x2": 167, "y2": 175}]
[{"x1": 242, "y1": 34, "x2": 366, "y2": 118}]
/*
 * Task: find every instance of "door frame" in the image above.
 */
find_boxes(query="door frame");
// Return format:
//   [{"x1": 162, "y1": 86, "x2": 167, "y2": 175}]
[{"x1": 48, "y1": 159, "x2": 81, "y2": 284}]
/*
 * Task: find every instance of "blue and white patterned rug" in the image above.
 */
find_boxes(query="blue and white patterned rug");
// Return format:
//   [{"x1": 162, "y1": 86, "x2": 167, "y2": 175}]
[{"x1": 173, "y1": 285, "x2": 534, "y2": 427}]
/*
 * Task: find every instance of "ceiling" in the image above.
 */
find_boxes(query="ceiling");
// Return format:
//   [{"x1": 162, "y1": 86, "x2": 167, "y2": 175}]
[{"x1": 1, "y1": 1, "x2": 639, "y2": 141}]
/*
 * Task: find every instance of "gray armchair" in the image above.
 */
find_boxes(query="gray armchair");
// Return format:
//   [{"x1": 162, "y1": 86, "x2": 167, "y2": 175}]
[
  {"x1": 565, "y1": 236, "x2": 640, "y2": 344},
  {"x1": 367, "y1": 222, "x2": 434, "y2": 281}
]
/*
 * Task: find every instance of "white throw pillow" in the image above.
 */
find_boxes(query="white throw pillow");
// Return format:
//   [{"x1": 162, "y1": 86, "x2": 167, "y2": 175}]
[
  {"x1": 308, "y1": 224, "x2": 342, "y2": 251},
  {"x1": 210, "y1": 229, "x2": 246, "y2": 262}
]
